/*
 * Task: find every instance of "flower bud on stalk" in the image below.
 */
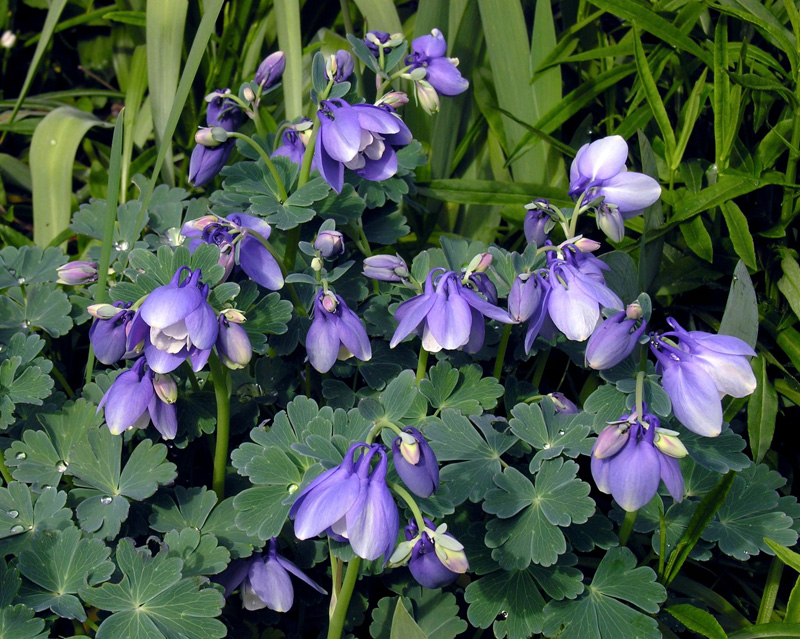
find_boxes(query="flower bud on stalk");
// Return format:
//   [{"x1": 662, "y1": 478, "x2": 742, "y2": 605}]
[
  {"x1": 314, "y1": 230, "x2": 345, "y2": 258},
  {"x1": 57, "y1": 261, "x2": 98, "y2": 285},
  {"x1": 363, "y1": 255, "x2": 409, "y2": 283}
]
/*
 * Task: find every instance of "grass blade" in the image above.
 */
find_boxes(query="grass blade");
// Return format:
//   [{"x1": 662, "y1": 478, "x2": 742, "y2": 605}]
[
  {"x1": 351, "y1": 0, "x2": 402, "y2": 32},
  {"x1": 720, "y1": 200, "x2": 757, "y2": 269},
  {"x1": 747, "y1": 357, "x2": 778, "y2": 464},
  {"x1": 122, "y1": 45, "x2": 149, "y2": 202},
  {"x1": 146, "y1": 0, "x2": 188, "y2": 187},
  {"x1": 30, "y1": 106, "x2": 112, "y2": 247},
  {"x1": 275, "y1": 0, "x2": 303, "y2": 120}
]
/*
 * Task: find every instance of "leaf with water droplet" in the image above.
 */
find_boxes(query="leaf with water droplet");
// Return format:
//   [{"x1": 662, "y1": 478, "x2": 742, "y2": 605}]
[
  {"x1": 0, "y1": 483, "x2": 72, "y2": 556},
  {"x1": 0, "y1": 283, "x2": 73, "y2": 337}
]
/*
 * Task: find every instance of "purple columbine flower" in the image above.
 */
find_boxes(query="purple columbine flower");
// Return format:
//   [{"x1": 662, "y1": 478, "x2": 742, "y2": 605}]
[
  {"x1": 315, "y1": 99, "x2": 412, "y2": 193},
  {"x1": 314, "y1": 230, "x2": 345, "y2": 258},
  {"x1": 127, "y1": 267, "x2": 218, "y2": 374},
  {"x1": 390, "y1": 268, "x2": 513, "y2": 354},
  {"x1": 254, "y1": 51, "x2": 285, "y2": 88},
  {"x1": 181, "y1": 213, "x2": 283, "y2": 290},
  {"x1": 218, "y1": 538, "x2": 325, "y2": 612},
  {"x1": 549, "y1": 393, "x2": 579, "y2": 414},
  {"x1": 89, "y1": 301, "x2": 135, "y2": 365},
  {"x1": 291, "y1": 443, "x2": 399, "y2": 562},
  {"x1": 407, "y1": 29, "x2": 469, "y2": 96},
  {"x1": 392, "y1": 427, "x2": 439, "y2": 498},
  {"x1": 568, "y1": 136, "x2": 661, "y2": 240},
  {"x1": 363, "y1": 254, "x2": 409, "y2": 282},
  {"x1": 306, "y1": 290, "x2": 372, "y2": 373},
  {"x1": 585, "y1": 305, "x2": 647, "y2": 370},
  {"x1": 650, "y1": 318, "x2": 756, "y2": 437},
  {"x1": 272, "y1": 119, "x2": 314, "y2": 167},
  {"x1": 364, "y1": 31, "x2": 392, "y2": 56},
  {"x1": 189, "y1": 89, "x2": 244, "y2": 187},
  {"x1": 523, "y1": 200, "x2": 556, "y2": 247},
  {"x1": 389, "y1": 518, "x2": 469, "y2": 589},
  {"x1": 57, "y1": 260, "x2": 98, "y2": 285},
  {"x1": 97, "y1": 358, "x2": 177, "y2": 439},
  {"x1": 508, "y1": 273, "x2": 545, "y2": 324},
  {"x1": 216, "y1": 311, "x2": 252, "y2": 370},
  {"x1": 325, "y1": 50, "x2": 354, "y2": 83},
  {"x1": 591, "y1": 410, "x2": 686, "y2": 512}
]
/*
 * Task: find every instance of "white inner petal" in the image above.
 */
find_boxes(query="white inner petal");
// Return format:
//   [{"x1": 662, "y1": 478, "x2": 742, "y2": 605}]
[
  {"x1": 344, "y1": 154, "x2": 366, "y2": 170},
  {"x1": 151, "y1": 321, "x2": 191, "y2": 354},
  {"x1": 363, "y1": 134, "x2": 385, "y2": 160}
]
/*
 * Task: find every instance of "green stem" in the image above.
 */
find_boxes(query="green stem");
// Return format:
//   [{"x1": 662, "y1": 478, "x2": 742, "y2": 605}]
[
  {"x1": 780, "y1": 106, "x2": 800, "y2": 225},
  {"x1": 365, "y1": 419, "x2": 403, "y2": 445},
  {"x1": 227, "y1": 132, "x2": 288, "y2": 201},
  {"x1": 618, "y1": 509, "x2": 638, "y2": 546},
  {"x1": 51, "y1": 366, "x2": 75, "y2": 399},
  {"x1": 327, "y1": 557, "x2": 361, "y2": 639},
  {"x1": 184, "y1": 362, "x2": 201, "y2": 392},
  {"x1": 531, "y1": 349, "x2": 550, "y2": 389},
  {"x1": 388, "y1": 481, "x2": 427, "y2": 533},
  {"x1": 635, "y1": 370, "x2": 646, "y2": 419},
  {"x1": 493, "y1": 324, "x2": 512, "y2": 380},
  {"x1": 658, "y1": 509, "x2": 668, "y2": 579},
  {"x1": 283, "y1": 226, "x2": 301, "y2": 286},
  {"x1": 209, "y1": 354, "x2": 231, "y2": 500},
  {"x1": 84, "y1": 345, "x2": 96, "y2": 387},
  {"x1": 416, "y1": 349, "x2": 429, "y2": 384},
  {"x1": 298, "y1": 123, "x2": 319, "y2": 188},
  {"x1": 0, "y1": 455, "x2": 12, "y2": 485},
  {"x1": 756, "y1": 556, "x2": 784, "y2": 624}
]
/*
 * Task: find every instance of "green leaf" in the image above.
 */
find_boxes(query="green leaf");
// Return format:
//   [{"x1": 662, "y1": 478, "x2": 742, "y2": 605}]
[
  {"x1": 244, "y1": 292, "x2": 294, "y2": 353},
  {"x1": 748, "y1": 358, "x2": 777, "y2": 464},
  {"x1": 149, "y1": 487, "x2": 218, "y2": 534},
  {"x1": 680, "y1": 216, "x2": 714, "y2": 263},
  {"x1": 0, "y1": 484, "x2": 72, "y2": 556},
  {"x1": 162, "y1": 529, "x2": 230, "y2": 577},
  {"x1": 0, "y1": 246, "x2": 67, "y2": 289},
  {"x1": 465, "y1": 569, "x2": 546, "y2": 639},
  {"x1": 778, "y1": 255, "x2": 800, "y2": 321},
  {"x1": 0, "y1": 283, "x2": 73, "y2": 337},
  {"x1": 274, "y1": 0, "x2": 303, "y2": 119},
  {"x1": 30, "y1": 107, "x2": 113, "y2": 246},
  {"x1": 667, "y1": 604, "x2": 727, "y2": 639},
  {"x1": 379, "y1": 370, "x2": 419, "y2": 422},
  {"x1": 418, "y1": 180, "x2": 570, "y2": 211},
  {"x1": 390, "y1": 598, "x2": 427, "y2": 639},
  {"x1": 370, "y1": 587, "x2": 468, "y2": 639},
  {"x1": 0, "y1": 337, "x2": 54, "y2": 430},
  {"x1": 598, "y1": 251, "x2": 640, "y2": 304},
  {"x1": 719, "y1": 261, "x2": 759, "y2": 350},
  {"x1": 542, "y1": 547, "x2": 666, "y2": 639},
  {"x1": 681, "y1": 424, "x2": 750, "y2": 474},
  {"x1": 80, "y1": 539, "x2": 226, "y2": 639},
  {"x1": 17, "y1": 526, "x2": 113, "y2": 621},
  {"x1": 0, "y1": 603, "x2": 48, "y2": 639},
  {"x1": 351, "y1": 0, "x2": 401, "y2": 32},
  {"x1": 703, "y1": 465, "x2": 798, "y2": 560},
  {"x1": 728, "y1": 623, "x2": 800, "y2": 639},
  {"x1": 484, "y1": 463, "x2": 594, "y2": 568},
  {"x1": 764, "y1": 539, "x2": 800, "y2": 574},
  {"x1": 720, "y1": 201, "x2": 757, "y2": 270},
  {"x1": 420, "y1": 361, "x2": 504, "y2": 416},
  {"x1": 0, "y1": 558, "x2": 21, "y2": 607},
  {"x1": 425, "y1": 410, "x2": 518, "y2": 505}
]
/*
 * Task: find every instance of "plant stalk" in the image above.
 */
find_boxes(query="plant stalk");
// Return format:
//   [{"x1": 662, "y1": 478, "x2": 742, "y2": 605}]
[
  {"x1": 416, "y1": 348, "x2": 429, "y2": 384},
  {"x1": 327, "y1": 557, "x2": 361, "y2": 639},
  {"x1": 756, "y1": 556, "x2": 784, "y2": 624},
  {"x1": 209, "y1": 354, "x2": 231, "y2": 499},
  {"x1": 493, "y1": 324, "x2": 513, "y2": 380},
  {"x1": 227, "y1": 132, "x2": 288, "y2": 201},
  {"x1": 618, "y1": 509, "x2": 638, "y2": 546}
]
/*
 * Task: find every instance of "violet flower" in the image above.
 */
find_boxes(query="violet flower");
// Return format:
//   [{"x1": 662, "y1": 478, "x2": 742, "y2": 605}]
[
  {"x1": 306, "y1": 290, "x2": 371, "y2": 373},
  {"x1": 650, "y1": 318, "x2": 756, "y2": 437},
  {"x1": 291, "y1": 443, "x2": 399, "y2": 562},
  {"x1": 407, "y1": 29, "x2": 469, "y2": 96},
  {"x1": 254, "y1": 51, "x2": 285, "y2": 88},
  {"x1": 591, "y1": 410, "x2": 686, "y2": 512},
  {"x1": 189, "y1": 89, "x2": 244, "y2": 187},
  {"x1": 585, "y1": 306, "x2": 646, "y2": 370},
  {"x1": 315, "y1": 99, "x2": 412, "y2": 193},
  {"x1": 392, "y1": 427, "x2": 439, "y2": 498},
  {"x1": 97, "y1": 358, "x2": 177, "y2": 439},
  {"x1": 314, "y1": 230, "x2": 345, "y2": 258},
  {"x1": 390, "y1": 268, "x2": 513, "y2": 354},
  {"x1": 549, "y1": 393, "x2": 579, "y2": 414},
  {"x1": 363, "y1": 254, "x2": 408, "y2": 282},
  {"x1": 523, "y1": 200, "x2": 556, "y2": 247},
  {"x1": 127, "y1": 267, "x2": 218, "y2": 374},
  {"x1": 325, "y1": 50, "x2": 354, "y2": 83},
  {"x1": 218, "y1": 538, "x2": 325, "y2": 612},
  {"x1": 89, "y1": 301, "x2": 135, "y2": 365},
  {"x1": 364, "y1": 31, "x2": 392, "y2": 56},
  {"x1": 181, "y1": 213, "x2": 283, "y2": 290},
  {"x1": 568, "y1": 135, "x2": 661, "y2": 241},
  {"x1": 216, "y1": 312, "x2": 252, "y2": 370},
  {"x1": 389, "y1": 518, "x2": 469, "y2": 589}
]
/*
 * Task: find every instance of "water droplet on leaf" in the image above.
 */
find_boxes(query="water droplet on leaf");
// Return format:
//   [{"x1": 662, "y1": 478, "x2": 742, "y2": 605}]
[
  {"x1": 100, "y1": 496, "x2": 113, "y2": 505},
  {"x1": 55, "y1": 460, "x2": 68, "y2": 472},
  {"x1": 15, "y1": 452, "x2": 26, "y2": 460},
  {"x1": 6, "y1": 510, "x2": 18, "y2": 518},
  {"x1": 543, "y1": 443, "x2": 551, "y2": 450},
  {"x1": 9, "y1": 525, "x2": 24, "y2": 534},
  {"x1": 558, "y1": 429, "x2": 565, "y2": 436}
]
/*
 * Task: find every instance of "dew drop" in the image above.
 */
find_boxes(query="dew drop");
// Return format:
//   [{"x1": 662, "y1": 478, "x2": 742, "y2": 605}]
[
  {"x1": 27, "y1": 525, "x2": 33, "y2": 530},
  {"x1": 114, "y1": 240, "x2": 129, "y2": 251},
  {"x1": 558, "y1": 429, "x2": 565, "y2": 436},
  {"x1": 9, "y1": 525, "x2": 24, "y2": 534},
  {"x1": 100, "y1": 496, "x2": 113, "y2": 505},
  {"x1": 49, "y1": 138, "x2": 57, "y2": 146},
  {"x1": 288, "y1": 484, "x2": 299, "y2": 494},
  {"x1": 497, "y1": 611, "x2": 509, "y2": 620},
  {"x1": 41, "y1": 485, "x2": 51, "y2": 490},
  {"x1": 15, "y1": 452, "x2": 26, "y2": 460},
  {"x1": 17, "y1": 277, "x2": 25, "y2": 285},
  {"x1": 55, "y1": 460, "x2": 68, "y2": 472},
  {"x1": 21, "y1": 320, "x2": 30, "y2": 329},
  {"x1": 543, "y1": 443, "x2": 551, "y2": 450},
  {"x1": 6, "y1": 510, "x2": 18, "y2": 519}
]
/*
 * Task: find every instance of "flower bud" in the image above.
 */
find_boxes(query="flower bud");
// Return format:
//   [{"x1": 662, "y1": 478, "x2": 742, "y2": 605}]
[
  {"x1": 255, "y1": 51, "x2": 286, "y2": 88},
  {"x1": 626, "y1": 302, "x2": 643, "y2": 321},
  {"x1": 195, "y1": 127, "x2": 222, "y2": 147},
  {"x1": 182, "y1": 215, "x2": 218, "y2": 234},
  {"x1": 57, "y1": 261, "x2": 98, "y2": 286},
  {"x1": 243, "y1": 86, "x2": 255, "y2": 102},
  {"x1": 311, "y1": 257, "x2": 323, "y2": 272},
  {"x1": 153, "y1": 373, "x2": 178, "y2": 404},
  {"x1": 88, "y1": 303, "x2": 122, "y2": 319},
  {"x1": 364, "y1": 30, "x2": 391, "y2": 55},
  {"x1": 508, "y1": 274, "x2": 542, "y2": 323},
  {"x1": 392, "y1": 427, "x2": 439, "y2": 498},
  {"x1": 321, "y1": 293, "x2": 337, "y2": 313},
  {"x1": 548, "y1": 392, "x2": 579, "y2": 414},
  {"x1": 585, "y1": 312, "x2": 646, "y2": 370},
  {"x1": 654, "y1": 428, "x2": 688, "y2": 458},
  {"x1": 474, "y1": 253, "x2": 493, "y2": 273},
  {"x1": 414, "y1": 79, "x2": 438, "y2": 113},
  {"x1": 363, "y1": 254, "x2": 408, "y2": 282},
  {"x1": 325, "y1": 50, "x2": 354, "y2": 83},
  {"x1": 404, "y1": 518, "x2": 469, "y2": 589},
  {"x1": 592, "y1": 424, "x2": 630, "y2": 459},
  {"x1": 1, "y1": 30, "x2": 16, "y2": 49},
  {"x1": 572, "y1": 236, "x2": 602, "y2": 253},
  {"x1": 597, "y1": 205, "x2": 625, "y2": 243},
  {"x1": 377, "y1": 91, "x2": 409, "y2": 108},
  {"x1": 314, "y1": 230, "x2": 345, "y2": 258},
  {"x1": 221, "y1": 309, "x2": 246, "y2": 323},
  {"x1": 523, "y1": 207, "x2": 551, "y2": 247},
  {"x1": 217, "y1": 316, "x2": 253, "y2": 370}
]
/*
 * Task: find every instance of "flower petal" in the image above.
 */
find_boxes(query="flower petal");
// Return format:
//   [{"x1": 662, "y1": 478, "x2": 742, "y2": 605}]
[
  {"x1": 577, "y1": 135, "x2": 628, "y2": 182},
  {"x1": 238, "y1": 236, "x2": 284, "y2": 290},
  {"x1": 306, "y1": 313, "x2": 341, "y2": 374},
  {"x1": 249, "y1": 557, "x2": 293, "y2": 612},
  {"x1": 185, "y1": 303, "x2": 218, "y2": 350},
  {"x1": 425, "y1": 57, "x2": 469, "y2": 96},
  {"x1": 662, "y1": 358, "x2": 723, "y2": 436},
  {"x1": 608, "y1": 437, "x2": 661, "y2": 512},
  {"x1": 595, "y1": 171, "x2": 662, "y2": 213}
]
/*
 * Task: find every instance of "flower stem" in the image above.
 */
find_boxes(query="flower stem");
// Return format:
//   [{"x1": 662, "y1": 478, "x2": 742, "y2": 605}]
[
  {"x1": 0, "y1": 455, "x2": 13, "y2": 485},
  {"x1": 327, "y1": 557, "x2": 361, "y2": 639},
  {"x1": 388, "y1": 480, "x2": 427, "y2": 533},
  {"x1": 493, "y1": 324, "x2": 513, "y2": 380},
  {"x1": 756, "y1": 556, "x2": 784, "y2": 624},
  {"x1": 635, "y1": 370, "x2": 646, "y2": 419},
  {"x1": 209, "y1": 354, "x2": 231, "y2": 500},
  {"x1": 298, "y1": 122, "x2": 319, "y2": 188},
  {"x1": 51, "y1": 365, "x2": 75, "y2": 398},
  {"x1": 226, "y1": 132, "x2": 288, "y2": 202},
  {"x1": 416, "y1": 348, "x2": 429, "y2": 384},
  {"x1": 618, "y1": 509, "x2": 638, "y2": 546}
]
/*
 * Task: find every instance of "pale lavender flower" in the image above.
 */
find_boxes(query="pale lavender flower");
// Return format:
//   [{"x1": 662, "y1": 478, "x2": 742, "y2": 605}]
[
  {"x1": 585, "y1": 310, "x2": 646, "y2": 370},
  {"x1": 390, "y1": 518, "x2": 468, "y2": 589},
  {"x1": 325, "y1": 50, "x2": 354, "y2": 83},
  {"x1": 407, "y1": 29, "x2": 469, "y2": 96},
  {"x1": 392, "y1": 427, "x2": 439, "y2": 498},
  {"x1": 306, "y1": 290, "x2": 371, "y2": 373},
  {"x1": 255, "y1": 51, "x2": 285, "y2": 88},
  {"x1": 314, "y1": 230, "x2": 345, "y2": 258},
  {"x1": 89, "y1": 301, "x2": 135, "y2": 365},
  {"x1": 363, "y1": 254, "x2": 408, "y2": 282}
]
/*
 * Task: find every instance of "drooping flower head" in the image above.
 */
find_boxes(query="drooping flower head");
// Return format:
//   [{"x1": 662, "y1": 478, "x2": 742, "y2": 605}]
[
  {"x1": 291, "y1": 443, "x2": 399, "y2": 562},
  {"x1": 272, "y1": 118, "x2": 313, "y2": 167},
  {"x1": 392, "y1": 427, "x2": 439, "y2": 498},
  {"x1": 315, "y1": 99, "x2": 412, "y2": 193},
  {"x1": 549, "y1": 392, "x2": 579, "y2": 414},
  {"x1": 523, "y1": 200, "x2": 558, "y2": 247},
  {"x1": 254, "y1": 51, "x2": 286, "y2": 88},
  {"x1": 406, "y1": 29, "x2": 469, "y2": 97},
  {"x1": 97, "y1": 357, "x2": 178, "y2": 439},
  {"x1": 189, "y1": 89, "x2": 245, "y2": 187},
  {"x1": 325, "y1": 50, "x2": 354, "y2": 83},
  {"x1": 585, "y1": 303, "x2": 647, "y2": 370},
  {"x1": 389, "y1": 518, "x2": 468, "y2": 589},
  {"x1": 218, "y1": 538, "x2": 325, "y2": 612},
  {"x1": 306, "y1": 290, "x2": 371, "y2": 373},
  {"x1": 127, "y1": 267, "x2": 218, "y2": 374},
  {"x1": 216, "y1": 310, "x2": 252, "y2": 370},
  {"x1": 88, "y1": 301, "x2": 135, "y2": 365},
  {"x1": 390, "y1": 268, "x2": 513, "y2": 354},
  {"x1": 650, "y1": 318, "x2": 756, "y2": 437},
  {"x1": 181, "y1": 213, "x2": 283, "y2": 291},
  {"x1": 364, "y1": 31, "x2": 393, "y2": 56},
  {"x1": 591, "y1": 409, "x2": 686, "y2": 512},
  {"x1": 314, "y1": 229, "x2": 345, "y2": 258},
  {"x1": 568, "y1": 135, "x2": 661, "y2": 241}
]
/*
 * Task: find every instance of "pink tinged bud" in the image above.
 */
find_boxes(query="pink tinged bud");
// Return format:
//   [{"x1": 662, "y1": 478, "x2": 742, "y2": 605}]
[
  {"x1": 221, "y1": 308, "x2": 247, "y2": 323},
  {"x1": 415, "y1": 80, "x2": 440, "y2": 114},
  {"x1": 592, "y1": 425, "x2": 630, "y2": 459},
  {"x1": 57, "y1": 261, "x2": 98, "y2": 285},
  {"x1": 474, "y1": 253, "x2": 493, "y2": 273},
  {"x1": 379, "y1": 91, "x2": 409, "y2": 107},
  {"x1": 184, "y1": 215, "x2": 219, "y2": 234},
  {"x1": 195, "y1": 127, "x2": 222, "y2": 147},
  {"x1": 626, "y1": 302, "x2": 643, "y2": 320},
  {"x1": 322, "y1": 294, "x2": 338, "y2": 313},
  {"x1": 153, "y1": 373, "x2": 178, "y2": 404},
  {"x1": 653, "y1": 428, "x2": 688, "y2": 458},
  {"x1": 432, "y1": 525, "x2": 469, "y2": 574},
  {"x1": 572, "y1": 236, "x2": 602, "y2": 253},
  {"x1": 88, "y1": 303, "x2": 121, "y2": 319}
]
